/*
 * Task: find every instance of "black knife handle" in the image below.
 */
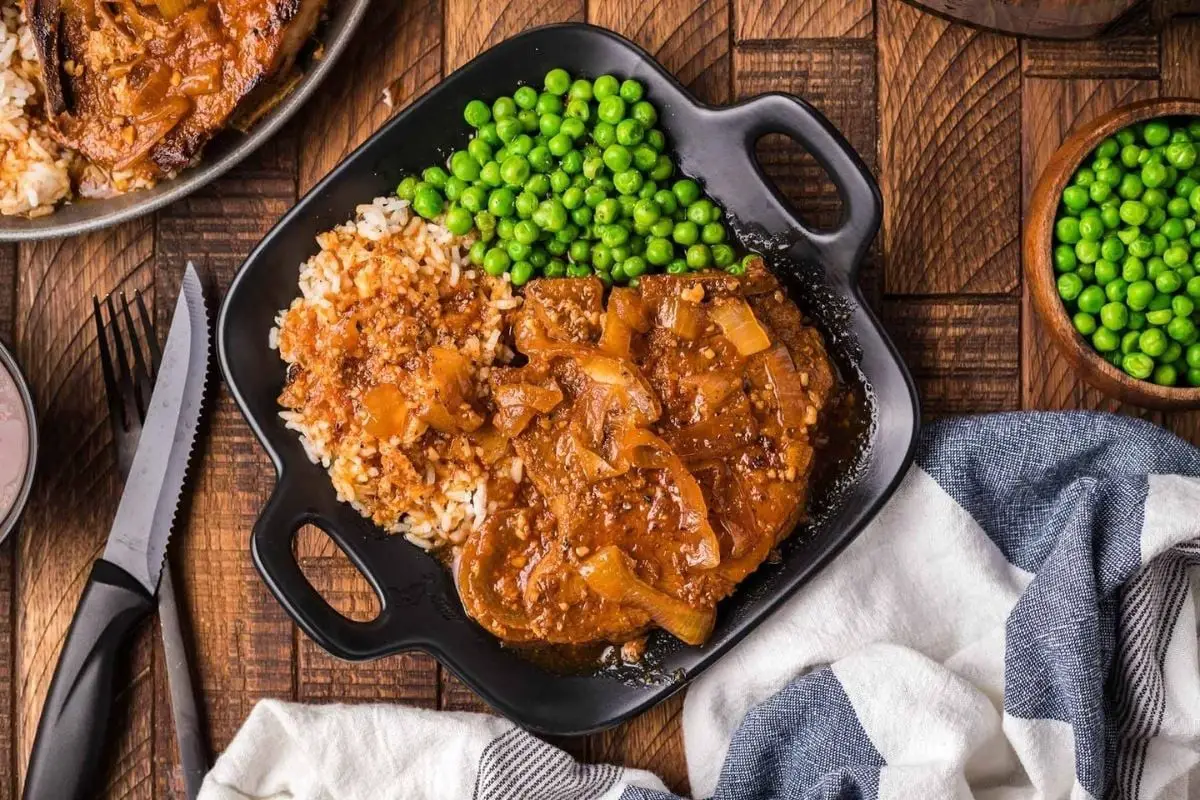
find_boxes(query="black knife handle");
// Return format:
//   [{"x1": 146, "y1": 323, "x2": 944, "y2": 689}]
[{"x1": 23, "y1": 559, "x2": 154, "y2": 800}]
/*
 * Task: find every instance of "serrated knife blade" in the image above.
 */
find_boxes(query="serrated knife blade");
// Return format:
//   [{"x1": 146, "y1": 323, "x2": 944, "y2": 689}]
[{"x1": 103, "y1": 264, "x2": 208, "y2": 593}]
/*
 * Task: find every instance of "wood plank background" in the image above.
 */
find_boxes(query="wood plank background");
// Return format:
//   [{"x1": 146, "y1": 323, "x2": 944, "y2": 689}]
[{"x1": 1, "y1": 1, "x2": 1198, "y2": 796}]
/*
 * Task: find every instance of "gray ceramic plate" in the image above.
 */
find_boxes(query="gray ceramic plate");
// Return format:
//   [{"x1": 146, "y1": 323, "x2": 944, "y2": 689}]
[{"x1": 0, "y1": 0, "x2": 371, "y2": 242}]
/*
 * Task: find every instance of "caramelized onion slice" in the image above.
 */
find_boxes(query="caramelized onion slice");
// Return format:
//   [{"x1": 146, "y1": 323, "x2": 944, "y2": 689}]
[
  {"x1": 658, "y1": 296, "x2": 703, "y2": 341},
  {"x1": 679, "y1": 371, "x2": 741, "y2": 413},
  {"x1": 579, "y1": 547, "x2": 715, "y2": 646},
  {"x1": 598, "y1": 287, "x2": 648, "y2": 359},
  {"x1": 711, "y1": 299, "x2": 772, "y2": 356},
  {"x1": 759, "y1": 345, "x2": 809, "y2": 429},
  {"x1": 581, "y1": 356, "x2": 661, "y2": 428}
]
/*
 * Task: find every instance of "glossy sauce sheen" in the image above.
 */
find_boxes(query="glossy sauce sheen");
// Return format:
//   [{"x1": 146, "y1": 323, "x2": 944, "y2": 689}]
[
  {"x1": 0, "y1": 360, "x2": 28, "y2": 522},
  {"x1": 455, "y1": 265, "x2": 839, "y2": 650}
]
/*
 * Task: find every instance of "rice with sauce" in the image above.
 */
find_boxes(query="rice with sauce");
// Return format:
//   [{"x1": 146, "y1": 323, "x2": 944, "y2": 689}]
[
  {"x1": 272, "y1": 196, "x2": 526, "y2": 551},
  {"x1": 0, "y1": 1, "x2": 72, "y2": 217}
]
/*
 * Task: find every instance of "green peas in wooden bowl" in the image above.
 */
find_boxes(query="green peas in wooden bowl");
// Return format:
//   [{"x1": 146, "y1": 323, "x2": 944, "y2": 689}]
[{"x1": 1026, "y1": 98, "x2": 1200, "y2": 410}]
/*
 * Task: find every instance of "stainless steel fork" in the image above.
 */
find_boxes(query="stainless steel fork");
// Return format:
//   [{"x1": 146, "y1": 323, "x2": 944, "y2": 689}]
[{"x1": 93, "y1": 291, "x2": 208, "y2": 800}]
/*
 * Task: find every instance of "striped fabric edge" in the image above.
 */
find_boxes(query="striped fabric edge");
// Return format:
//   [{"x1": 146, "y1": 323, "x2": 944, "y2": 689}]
[
  {"x1": 1110, "y1": 539, "x2": 1200, "y2": 799},
  {"x1": 472, "y1": 726, "x2": 623, "y2": 800}
]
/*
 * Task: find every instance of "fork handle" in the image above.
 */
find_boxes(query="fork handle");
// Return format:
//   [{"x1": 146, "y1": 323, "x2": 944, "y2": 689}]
[
  {"x1": 159, "y1": 566, "x2": 209, "y2": 798},
  {"x1": 23, "y1": 560, "x2": 153, "y2": 800}
]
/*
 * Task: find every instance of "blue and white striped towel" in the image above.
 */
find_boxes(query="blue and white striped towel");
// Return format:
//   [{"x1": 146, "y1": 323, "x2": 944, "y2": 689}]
[{"x1": 200, "y1": 412, "x2": 1200, "y2": 800}]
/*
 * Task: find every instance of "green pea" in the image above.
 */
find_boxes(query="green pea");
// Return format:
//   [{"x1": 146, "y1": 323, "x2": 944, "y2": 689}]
[
  {"x1": 684, "y1": 244, "x2": 710, "y2": 269},
  {"x1": 1076, "y1": 239, "x2": 1101, "y2": 264},
  {"x1": 631, "y1": 144, "x2": 657, "y2": 172},
  {"x1": 1073, "y1": 311, "x2": 1097, "y2": 336},
  {"x1": 492, "y1": 96, "x2": 517, "y2": 121},
  {"x1": 464, "y1": 99, "x2": 491, "y2": 127},
  {"x1": 1130, "y1": 236, "x2": 1155, "y2": 258},
  {"x1": 1148, "y1": 308, "x2": 1175, "y2": 326},
  {"x1": 483, "y1": 247, "x2": 511, "y2": 276},
  {"x1": 566, "y1": 98, "x2": 590, "y2": 122},
  {"x1": 1062, "y1": 184, "x2": 1090, "y2": 212},
  {"x1": 1074, "y1": 284, "x2": 1103, "y2": 314},
  {"x1": 511, "y1": 190, "x2": 535, "y2": 218},
  {"x1": 506, "y1": 239, "x2": 531, "y2": 261},
  {"x1": 1137, "y1": 328, "x2": 1166, "y2": 359},
  {"x1": 1098, "y1": 165, "x2": 1124, "y2": 186},
  {"x1": 1093, "y1": 259, "x2": 1117, "y2": 285},
  {"x1": 1168, "y1": 316, "x2": 1197, "y2": 343},
  {"x1": 1057, "y1": 272, "x2": 1084, "y2": 301},
  {"x1": 614, "y1": 170, "x2": 643, "y2": 195},
  {"x1": 615, "y1": 119, "x2": 645, "y2": 146},
  {"x1": 1149, "y1": 291, "x2": 1174, "y2": 312},
  {"x1": 1093, "y1": 327, "x2": 1120, "y2": 352},
  {"x1": 595, "y1": 199, "x2": 621, "y2": 225},
  {"x1": 443, "y1": 205, "x2": 472, "y2": 235},
  {"x1": 396, "y1": 176, "x2": 419, "y2": 201},
  {"x1": 498, "y1": 155, "x2": 529, "y2": 187},
  {"x1": 616, "y1": 255, "x2": 643, "y2": 279},
  {"x1": 487, "y1": 188, "x2": 514, "y2": 217},
  {"x1": 1127, "y1": 279, "x2": 1156, "y2": 310},
  {"x1": 1177, "y1": 176, "x2": 1199, "y2": 198},
  {"x1": 1121, "y1": 144, "x2": 1144, "y2": 168},
  {"x1": 598, "y1": 96, "x2": 626, "y2": 125},
  {"x1": 1129, "y1": 310, "x2": 1147, "y2": 330},
  {"x1": 645, "y1": 237, "x2": 674, "y2": 266},
  {"x1": 1088, "y1": 181, "x2": 1111, "y2": 203},
  {"x1": 631, "y1": 199, "x2": 660, "y2": 228},
  {"x1": 547, "y1": 170, "x2": 570, "y2": 194},
  {"x1": 1142, "y1": 160, "x2": 1169, "y2": 189},
  {"x1": 599, "y1": 224, "x2": 629, "y2": 248},
  {"x1": 1156, "y1": 269, "x2": 1183, "y2": 293},
  {"x1": 566, "y1": 239, "x2": 590, "y2": 264},
  {"x1": 673, "y1": 220, "x2": 700, "y2": 246},
  {"x1": 1161, "y1": 218, "x2": 1187, "y2": 240},
  {"x1": 593, "y1": 74, "x2": 620, "y2": 100},
  {"x1": 1078, "y1": 216, "x2": 1104, "y2": 242},
  {"x1": 535, "y1": 92, "x2": 563, "y2": 117},
  {"x1": 710, "y1": 243, "x2": 734, "y2": 268},
  {"x1": 646, "y1": 129, "x2": 666, "y2": 153},
  {"x1": 496, "y1": 118, "x2": 522, "y2": 143},
  {"x1": 1099, "y1": 302, "x2": 1128, "y2": 331},
  {"x1": 1120, "y1": 329, "x2": 1141, "y2": 354},
  {"x1": 444, "y1": 171, "x2": 467, "y2": 197},
  {"x1": 413, "y1": 186, "x2": 444, "y2": 219},
  {"x1": 701, "y1": 222, "x2": 727, "y2": 245},
  {"x1": 1191, "y1": 184, "x2": 1200, "y2": 214},
  {"x1": 1116, "y1": 173, "x2": 1144, "y2": 200},
  {"x1": 1154, "y1": 363, "x2": 1179, "y2": 386},
  {"x1": 649, "y1": 155, "x2": 674, "y2": 182},
  {"x1": 1056, "y1": 217, "x2": 1082, "y2": 244},
  {"x1": 666, "y1": 259, "x2": 688, "y2": 275},
  {"x1": 1144, "y1": 120, "x2": 1171, "y2": 147},
  {"x1": 673, "y1": 179, "x2": 701, "y2": 206},
  {"x1": 1124, "y1": 352, "x2": 1155, "y2": 379},
  {"x1": 1122, "y1": 256, "x2": 1145, "y2": 282},
  {"x1": 542, "y1": 68, "x2": 570, "y2": 96},
  {"x1": 1119, "y1": 200, "x2": 1149, "y2": 226},
  {"x1": 571, "y1": 206, "x2": 592, "y2": 227},
  {"x1": 517, "y1": 109, "x2": 538, "y2": 133},
  {"x1": 653, "y1": 189, "x2": 679, "y2": 215},
  {"x1": 619, "y1": 79, "x2": 644, "y2": 104},
  {"x1": 1166, "y1": 142, "x2": 1198, "y2": 171},
  {"x1": 1078, "y1": 265, "x2": 1095, "y2": 282}
]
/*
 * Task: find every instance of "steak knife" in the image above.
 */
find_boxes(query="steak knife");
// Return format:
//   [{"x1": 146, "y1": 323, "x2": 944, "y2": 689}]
[{"x1": 23, "y1": 267, "x2": 208, "y2": 800}]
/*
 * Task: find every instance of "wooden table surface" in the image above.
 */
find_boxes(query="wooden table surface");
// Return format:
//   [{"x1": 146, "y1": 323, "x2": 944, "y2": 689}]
[{"x1": 1, "y1": 1, "x2": 1199, "y2": 796}]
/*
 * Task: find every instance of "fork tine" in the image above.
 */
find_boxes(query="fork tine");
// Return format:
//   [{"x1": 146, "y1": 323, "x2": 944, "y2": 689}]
[
  {"x1": 134, "y1": 290, "x2": 160, "y2": 379},
  {"x1": 105, "y1": 294, "x2": 139, "y2": 429},
  {"x1": 93, "y1": 296, "x2": 127, "y2": 433},
  {"x1": 121, "y1": 293, "x2": 154, "y2": 420}
]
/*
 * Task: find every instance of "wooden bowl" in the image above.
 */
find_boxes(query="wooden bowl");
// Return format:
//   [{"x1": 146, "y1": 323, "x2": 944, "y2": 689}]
[{"x1": 1025, "y1": 97, "x2": 1200, "y2": 410}]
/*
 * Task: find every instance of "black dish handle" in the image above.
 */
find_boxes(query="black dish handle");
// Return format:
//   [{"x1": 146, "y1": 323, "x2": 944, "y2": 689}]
[
  {"x1": 23, "y1": 560, "x2": 155, "y2": 800},
  {"x1": 251, "y1": 479, "x2": 391, "y2": 660},
  {"x1": 712, "y1": 92, "x2": 881, "y2": 277}
]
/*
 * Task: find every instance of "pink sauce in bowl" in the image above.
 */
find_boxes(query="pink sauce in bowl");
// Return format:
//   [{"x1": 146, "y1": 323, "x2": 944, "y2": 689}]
[{"x1": 0, "y1": 343, "x2": 34, "y2": 539}]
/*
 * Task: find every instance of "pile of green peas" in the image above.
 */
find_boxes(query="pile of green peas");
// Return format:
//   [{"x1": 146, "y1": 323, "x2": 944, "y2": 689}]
[
  {"x1": 395, "y1": 68, "x2": 755, "y2": 287},
  {"x1": 1054, "y1": 117, "x2": 1200, "y2": 387}
]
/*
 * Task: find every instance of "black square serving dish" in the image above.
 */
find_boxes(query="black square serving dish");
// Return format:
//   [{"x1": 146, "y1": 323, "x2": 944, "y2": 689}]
[{"x1": 218, "y1": 23, "x2": 920, "y2": 735}]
